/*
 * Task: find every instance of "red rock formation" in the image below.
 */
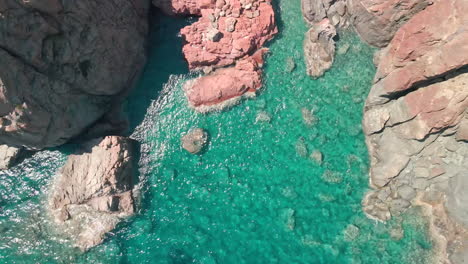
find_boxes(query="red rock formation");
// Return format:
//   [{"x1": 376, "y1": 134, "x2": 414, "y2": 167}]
[
  {"x1": 156, "y1": 0, "x2": 277, "y2": 112},
  {"x1": 185, "y1": 49, "x2": 266, "y2": 111},
  {"x1": 180, "y1": 0, "x2": 277, "y2": 69}
]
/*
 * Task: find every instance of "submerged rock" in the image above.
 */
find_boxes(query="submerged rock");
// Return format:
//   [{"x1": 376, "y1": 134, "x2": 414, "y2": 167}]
[
  {"x1": 295, "y1": 137, "x2": 309, "y2": 157},
  {"x1": 309, "y1": 150, "x2": 323, "y2": 165},
  {"x1": 49, "y1": 136, "x2": 136, "y2": 251},
  {"x1": 280, "y1": 208, "x2": 296, "y2": 231},
  {"x1": 181, "y1": 128, "x2": 209, "y2": 154},
  {"x1": 343, "y1": 224, "x2": 360, "y2": 241},
  {"x1": 256, "y1": 111, "x2": 272, "y2": 123},
  {"x1": 303, "y1": 19, "x2": 336, "y2": 78},
  {"x1": 301, "y1": 107, "x2": 317, "y2": 126}
]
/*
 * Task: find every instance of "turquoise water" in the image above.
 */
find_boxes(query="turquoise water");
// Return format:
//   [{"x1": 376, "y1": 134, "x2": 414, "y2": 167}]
[{"x1": 0, "y1": 1, "x2": 434, "y2": 263}]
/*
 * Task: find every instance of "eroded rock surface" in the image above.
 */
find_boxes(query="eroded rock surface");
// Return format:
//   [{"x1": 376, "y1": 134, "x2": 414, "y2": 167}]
[
  {"x1": 49, "y1": 136, "x2": 136, "y2": 251},
  {"x1": 160, "y1": 0, "x2": 277, "y2": 112},
  {"x1": 347, "y1": 0, "x2": 431, "y2": 47},
  {"x1": 361, "y1": 0, "x2": 468, "y2": 261},
  {"x1": 181, "y1": 128, "x2": 208, "y2": 153},
  {"x1": 301, "y1": 0, "x2": 349, "y2": 27},
  {"x1": 0, "y1": 0, "x2": 149, "y2": 149},
  {"x1": 185, "y1": 49, "x2": 266, "y2": 111},
  {"x1": 303, "y1": 19, "x2": 336, "y2": 78},
  {"x1": 0, "y1": 145, "x2": 23, "y2": 170}
]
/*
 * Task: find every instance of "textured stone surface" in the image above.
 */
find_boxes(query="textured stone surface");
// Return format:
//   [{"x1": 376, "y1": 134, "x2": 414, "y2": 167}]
[
  {"x1": 164, "y1": 0, "x2": 277, "y2": 111},
  {"x1": 180, "y1": 0, "x2": 276, "y2": 69},
  {"x1": 361, "y1": 0, "x2": 468, "y2": 261},
  {"x1": 181, "y1": 128, "x2": 208, "y2": 153},
  {"x1": 301, "y1": 0, "x2": 349, "y2": 27},
  {"x1": 303, "y1": 19, "x2": 336, "y2": 78},
  {"x1": 49, "y1": 136, "x2": 136, "y2": 251},
  {"x1": 0, "y1": 145, "x2": 23, "y2": 170},
  {"x1": 185, "y1": 49, "x2": 265, "y2": 112},
  {"x1": 0, "y1": 0, "x2": 149, "y2": 149},
  {"x1": 347, "y1": 0, "x2": 431, "y2": 47}
]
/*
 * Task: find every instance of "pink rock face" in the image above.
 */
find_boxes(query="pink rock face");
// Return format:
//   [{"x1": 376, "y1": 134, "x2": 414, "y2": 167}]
[
  {"x1": 368, "y1": 0, "x2": 468, "y2": 104},
  {"x1": 180, "y1": 0, "x2": 277, "y2": 69},
  {"x1": 185, "y1": 49, "x2": 266, "y2": 111},
  {"x1": 165, "y1": 0, "x2": 277, "y2": 111}
]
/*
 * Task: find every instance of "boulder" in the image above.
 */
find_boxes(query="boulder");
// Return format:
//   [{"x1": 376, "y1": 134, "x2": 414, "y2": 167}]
[
  {"x1": 301, "y1": 0, "x2": 349, "y2": 27},
  {"x1": 49, "y1": 136, "x2": 136, "y2": 251},
  {"x1": 303, "y1": 19, "x2": 336, "y2": 78},
  {"x1": 0, "y1": 0, "x2": 149, "y2": 149},
  {"x1": 0, "y1": 145, "x2": 24, "y2": 170},
  {"x1": 181, "y1": 128, "x2": 208, "y2": 154}
]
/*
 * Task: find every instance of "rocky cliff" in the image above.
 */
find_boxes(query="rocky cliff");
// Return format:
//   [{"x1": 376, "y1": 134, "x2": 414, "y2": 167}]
[
  {"x1": 359, "y1": 0, "x2": 468, "y2": 262},
  {"x1": 0, "y1": 0, "x2": 149, "y2": 150},
  {"x1": 49, "y1": 136, "x2": 136, "y2": 251}
]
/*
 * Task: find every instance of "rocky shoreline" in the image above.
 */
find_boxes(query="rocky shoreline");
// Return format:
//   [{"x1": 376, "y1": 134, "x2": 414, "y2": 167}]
[
  {"x1": 0, "y1": 0, "x2": 467, "y2": 259},
  {"x1": 302, "y1": 0, "x2": 468, "y2": 262}
]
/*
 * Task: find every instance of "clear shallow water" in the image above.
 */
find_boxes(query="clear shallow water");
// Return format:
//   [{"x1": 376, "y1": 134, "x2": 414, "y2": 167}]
[{"x1": 0, "y1": 1, "x2": 435, "y2": 263}]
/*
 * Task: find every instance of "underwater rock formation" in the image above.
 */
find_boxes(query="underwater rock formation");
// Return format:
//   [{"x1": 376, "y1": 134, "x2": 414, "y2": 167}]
[
  {"x1": 303, "y1": 19, "x2": 336, "y2": 78},
  {"x1": 158, "y1": 0, "x2": 277, "y2": 112},
  {"x1": 361, "y1": 0, "x2": 468, "y2": 262},
  {"x1": 49, "y1": 136, "x2": 136, "y2": 251},
  {"x1": 0, "y1": 0, "x2": 149, "y2": 149}
]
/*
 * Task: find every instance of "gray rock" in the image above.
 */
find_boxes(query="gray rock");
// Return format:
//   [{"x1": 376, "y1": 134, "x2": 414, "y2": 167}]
[
  {"x1": 347, "y1": 0, "x2": 431, "y2": 47},
  {"x1": 182, "y1": 128, "x2": 209, "y2": 154},
  {"x1": 0, "y1": 0, "x2": 148, "y2": 149},
  {"x1": 206, "y1": 28, "x2": 222, "y2": 42},
  {"x1": 49, "y1": 136, "x2": 136, "y2": 251},
  {"x1": 303, "y1": 19, "x2": 336, "y2": 78},
  {"x1": 225, "y1": 17, "x2": 237, "y2": 32},
  {"x1": 301, "y1": 0, "x2": 349, "y2": 27},
  {"x1": 397, "y1": 185, "x2": 416, "y2": 201},
  {"x1": 0, "y1": 145, "x2": 23, "y2": 170}
]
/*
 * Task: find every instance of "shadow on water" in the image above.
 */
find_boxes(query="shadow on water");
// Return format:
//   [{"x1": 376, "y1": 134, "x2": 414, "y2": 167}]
[{"x1": 124, "y1": 8, "x2": 192, "y2": 133}]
